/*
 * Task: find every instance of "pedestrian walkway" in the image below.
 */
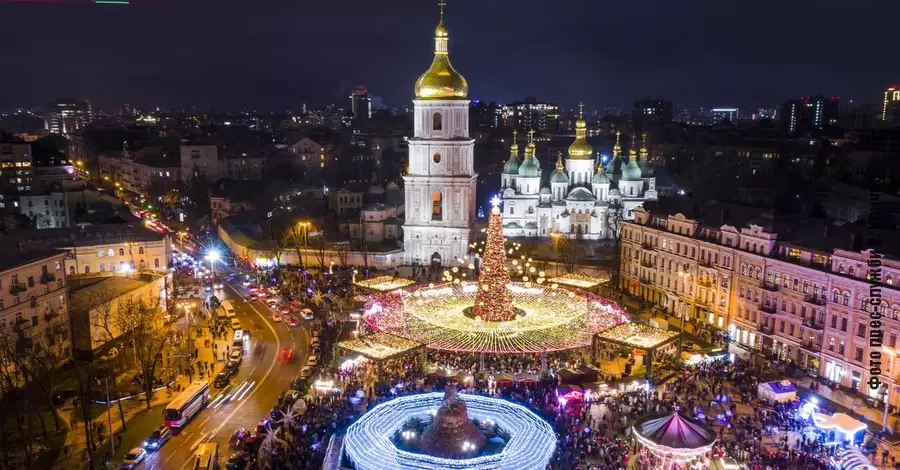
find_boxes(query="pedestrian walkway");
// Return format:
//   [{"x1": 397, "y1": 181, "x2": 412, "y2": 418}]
[{"x1": 51, "y1": 321, "x2": 230, "y2": 470}]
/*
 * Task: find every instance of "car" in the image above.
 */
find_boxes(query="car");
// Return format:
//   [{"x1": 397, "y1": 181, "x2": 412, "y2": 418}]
[
  {"x1": 306, "y1": 355, "x2": 318, "y2": 367},
  {"x1": 282, "y1": 389, "x2": 301, "y2": 404},
  {"x1": 214, "y1": 371, "x2": 230, "y2": 388},
  {"x1": 286, "y1": 316, "x2": 299, "y2": 328},
  {"x1": 226, "y1": 360, "x2": 240, "y2": 373},
  {"x1": 214, "y1": 282, "x2": 224, "y2": 289},
  {"x1": 120, "y1": 447, "x2": 146, "y2": 469},
  {"x1": 209, "y1": 296, "x2": 221, "y2": 308},
  {"x1": 299, "y1": 309, "x2": 314, "y2": 320},
  {"x1": 230, "y1": 319, "x2": 242, "y2": 330},
  {"x1": 247, "y1": 292, "x2": 257, "y2": 300},
  {"x1": 229, "y1": 350, "x2": 243, "y2": 364},
  {"x1": 266, "y1": 298, "x2": 277, "y2": 307},
  {"x1": 226, "y1": 451, "x2": 250, "y2": 470},
  {"x1": 241, "y1": 280, "x2": 251, "y2": 287},
  {"x1": 143, "y1": 425, "x2": 171, "y2": 450},
  {"x1": 271, "y1": 313, "x2": 282, "y2": 322},
  {"x1": 309, "y1": 337, "x2": 320, "y2": 348},
  {"x1": 299, "y1": 366, "x2": 312, "y2": 380},
  {"x1": 279, "y1": 305, "x2": 291, "y2": 314},
  {"x1": 278, "y1": 347, "x2": 293, "y2": 362},
  {"x1": 229, "y1": 427, "x2": 250, "y2": 449}
]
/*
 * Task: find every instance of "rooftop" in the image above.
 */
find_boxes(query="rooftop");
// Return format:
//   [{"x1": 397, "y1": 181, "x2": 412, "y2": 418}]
[
  {"x1": 336, "y1": 332, "x2": 424, "y2": 361},
  {"x1": 0, "y1": 248, "x2": 67, "y2": 273},
  {"x1": 68, "y1": 275, "x2": 153, "y2": 314},
  {"x1": 353, "y1": 275, "x2": 415, "y2": 292},
  {"x1": 11, "y1": 222, "x2": 165, "y2": 247}
]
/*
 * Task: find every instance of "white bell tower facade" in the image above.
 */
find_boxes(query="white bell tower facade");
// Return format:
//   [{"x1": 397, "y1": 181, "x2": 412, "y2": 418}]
[{"x1": 402, "y1": 3, "x2": 476, "y2": 266}]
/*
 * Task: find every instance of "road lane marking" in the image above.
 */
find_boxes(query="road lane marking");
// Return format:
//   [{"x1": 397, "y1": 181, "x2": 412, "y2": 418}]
[{"x1": 206, "y1": 286, "x2": 281, "y2": 440}]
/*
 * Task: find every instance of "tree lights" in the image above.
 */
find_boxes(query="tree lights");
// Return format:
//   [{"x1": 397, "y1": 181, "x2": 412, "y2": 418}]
[
  {"x1": 365, "y1": 282, "x2": 624, "y2": 354},
  {"x1": 472, "y1": 205, "x2": 516, "y2": 322},
  {"x1": 342, "y1": 393, "x2": 556, "y2": 470}
]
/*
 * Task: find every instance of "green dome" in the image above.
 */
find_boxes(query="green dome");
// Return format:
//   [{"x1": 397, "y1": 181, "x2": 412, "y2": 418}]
[
  {"x1": 502, "y1": 155, "x2": 520, "y2": 174},
  {"x1": 566, "y1": 187, "x2": 595, "y2": 201},
  {"x1": 591, "y1": 170, "x2": 609, "y2": 185},
  {"x1": 518, "y1": 158, "x2": 540, "y2": 178},
  {"x1": 638, "y1": 159, "x2": 655, "y2": 177},
  {"x1": 621, "y1": 160, "x2": 643, "y2": 181},
  {"x1": 550, "y1": 168, "x2": 569, "y2": 183}
]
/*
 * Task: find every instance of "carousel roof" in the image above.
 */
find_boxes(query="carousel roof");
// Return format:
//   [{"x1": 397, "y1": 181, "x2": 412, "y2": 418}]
[
  {"x1": 548, "y1": 272, "x2": 611, "y2": 289},
  {"x1": 594, "y1": 323, "x2": 680, "y2": 350},
  {"x1": 633, "y1": 413, "x2": 716, "y2": 450},
  {"x1": 353, "y1": 275, "x2": 416, "y2": 292}
]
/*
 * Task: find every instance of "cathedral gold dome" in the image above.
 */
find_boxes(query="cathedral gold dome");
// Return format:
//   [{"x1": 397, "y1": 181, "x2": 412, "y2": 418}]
[
  {"x1": 567, "y1": 103, "x2": 593, "y2": 159},
  {"x1": 414, "y1": 5, "x2": 468, "y2": 100}
]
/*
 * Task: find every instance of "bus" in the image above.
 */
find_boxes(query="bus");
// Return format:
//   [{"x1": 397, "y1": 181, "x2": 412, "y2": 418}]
[
  {"x1": 193, "y1": 442, "x2": 219, "y2": 470},
  {"x1": 232, "y1": 329, "x2": 244, "y2": 346},
  {"x1": 164, "y1": 381, "x2": 210, "y2": 429}
]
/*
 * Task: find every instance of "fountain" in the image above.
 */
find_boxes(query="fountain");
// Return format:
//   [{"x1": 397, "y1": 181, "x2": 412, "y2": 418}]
[{"x1": 418, "y1": 384, "x2": 487, "y2": 458}]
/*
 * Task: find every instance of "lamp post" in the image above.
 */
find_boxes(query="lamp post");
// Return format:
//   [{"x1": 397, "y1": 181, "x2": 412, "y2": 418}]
[{"x1": 205, "y1": 249, "x2": 221, "y2": 285}]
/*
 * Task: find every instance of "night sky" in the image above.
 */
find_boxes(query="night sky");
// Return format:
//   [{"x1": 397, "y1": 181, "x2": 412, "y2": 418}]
[{"x1": 3, "y1": 0, "x2": 897, "y2": 111}]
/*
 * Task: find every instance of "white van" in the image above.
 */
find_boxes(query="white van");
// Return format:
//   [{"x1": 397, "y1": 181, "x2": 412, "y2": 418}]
[{"x1": 221, "y1": 301, "x2": 236, "y2": 318}]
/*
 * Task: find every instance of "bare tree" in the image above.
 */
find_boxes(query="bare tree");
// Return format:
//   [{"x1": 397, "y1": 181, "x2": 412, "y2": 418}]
[
  {"x1": 0, "y1": 329, "x2": 36, "y2": 467},
  {"x1": 312, "y1": 233, "x2": 327, "y2": 273},
  {"x1": 334, "y1": 242, "x2": 349, "y2": 267},
  {"x1": 22, "y1": 321, "x2": 73, "y2": 432},
  {"x1": 284, "y1": 224, "x2": 306, "y2": 267},
  {"x1": 116, "y1": 297, "x2": 170, "y2": 410}
]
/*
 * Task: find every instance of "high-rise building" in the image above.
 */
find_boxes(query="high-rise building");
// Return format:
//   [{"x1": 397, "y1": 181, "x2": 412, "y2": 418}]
[
  {"x1": 781, "y1": 96, "x2": 839, "y2": 135},
  {"x1": 632, "y1": 98, "x2": 673, "y2": 129},
  {"x1": 403, "y1": 3, "x2": 476, "y2": 266},
  {"x1": 44, "y1": 98, "x2": 92, "y2": 134},
  {"x1": 882, "y1": 85, "x2": 900, "y2": 125},
  {"x1": 710, "y1": 108, "x2": 740, "y2": 122},
  {"x1": 349, "y1": 86, "x2": 372, "y2": 131},
  {"x1": 502, "y1": 97, "x2": 559, "y2": 133},
  {"x1": 0, "y1": 139, "x2": 34, "y2": 194}
]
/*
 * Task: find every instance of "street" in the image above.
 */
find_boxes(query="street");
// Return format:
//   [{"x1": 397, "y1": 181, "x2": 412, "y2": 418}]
[{"x1": 120, "y1": 282, "x2": 310, "y2": 469}]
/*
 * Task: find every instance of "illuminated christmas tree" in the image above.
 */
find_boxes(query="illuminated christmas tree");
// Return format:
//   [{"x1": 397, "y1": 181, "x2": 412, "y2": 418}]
[{"x1": 472, "y1": 197, "x2": 517, "y2": 322}]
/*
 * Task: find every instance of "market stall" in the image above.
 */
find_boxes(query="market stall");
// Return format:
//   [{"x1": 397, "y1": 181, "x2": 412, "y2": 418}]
[
  {"x1": 757, "y1": 380, "x2": 798, "y2": 403},
  {"x1": 812, "y1": 412, "x2": 867, "y2": 447}
]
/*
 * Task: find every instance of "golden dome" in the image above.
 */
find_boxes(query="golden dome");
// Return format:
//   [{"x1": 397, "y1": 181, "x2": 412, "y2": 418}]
[
  {"x1": 612, "y1": 130, "x2": 622, "y2": 158},
  {"x1": 567, "y1": 102, "x2": 593, "y2": 159},
  {"x1": 510, "y1": 129, "x2": 519, "y2": 152},
  {"x1": 414, "y1": 3, "x2": 468, "y2": 100}
]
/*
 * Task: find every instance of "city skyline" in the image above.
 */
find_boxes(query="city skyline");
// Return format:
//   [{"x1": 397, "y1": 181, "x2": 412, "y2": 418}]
[{"x1": 3, "y1": 0, "x2": 898, "y2": 111}]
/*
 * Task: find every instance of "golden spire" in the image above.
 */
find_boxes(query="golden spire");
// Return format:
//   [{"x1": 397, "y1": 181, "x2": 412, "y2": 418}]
[
  {"x1": 639, "y1": 132, "x2": 649, "y2": 160},
  {"x1": 527, "y1": 128, "x2": 536, "y2": 153},
  {"x1": 629, "y1": 134, "x2": 638, "y2": 158},
  {"x1": 567, "y1": 102, "x2": 592, "y2": 159},
  {"x1": 414, "y1": 0, "x2": 468, "y2": 99},
  {"x1": 556, "y1": 151, "x2": 564, "y2": 171},
  {"x1": 510, "y1": 129, "x2": 519, "y2": 153},
  {"x1": 612, "y1": 130, "x2": 621, "y2": 158}
]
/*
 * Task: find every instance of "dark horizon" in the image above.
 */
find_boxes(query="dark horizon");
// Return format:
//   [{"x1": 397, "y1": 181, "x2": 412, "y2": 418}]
[{"x1": 3, "y1": 0, "x2": 898, "y2": 112}]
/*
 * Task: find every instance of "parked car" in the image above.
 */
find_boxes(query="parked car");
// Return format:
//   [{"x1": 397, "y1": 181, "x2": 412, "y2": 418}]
[
  {"x1": 299, "y1": 366, "x2": 312, "y2": 380},
  {"x1": 214, "y1": 371, "x2": 230, "y2": 388},
  {"x1": 299, "y1": 309, "x2": 314, "y2": 320},
  {"x1": 229, "y1": 349, "x2": 243, "y2": 364},
  {"x1": 229, "y1": 427, "x2": 250, "y2": 449},
  {"x1": 143, "y1": 425, "x2": 171, "y2": 450},
  {"x1": 306, "y1": 355, "x2": 318, "y2": 367},
  {"x1": 226, "y1": 360, "x2": 240, "y2": 374},
  {"x1": 120, "y1": 448, "x2": 146, "y2": 469},
  {"x1": 226, "y1": 451, "x2": 249, "y2": 470}
]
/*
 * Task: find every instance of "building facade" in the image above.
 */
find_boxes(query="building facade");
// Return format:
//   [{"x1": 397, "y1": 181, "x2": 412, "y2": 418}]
[
  {"x1": 401, "y1": 7, "x2": 476, "y2": 266},
  {"x1": 620, "y1": 203, "x2": 900, "y2": 408},
  {"x1": 883, "y1": 85, "x2": 900, "y2": 125},
  {"x1": 500, "y1": 125, "x2": 657, "y2": 240},
  {"x1": 0, "y1": 249, "x2": 71, "y2": 359},
  {"x1": 44, "y1": 98, "x2": 92, "y2": 135},
  {"x1": 0, "y1": 140, "x2": 33, "y2": 195}
]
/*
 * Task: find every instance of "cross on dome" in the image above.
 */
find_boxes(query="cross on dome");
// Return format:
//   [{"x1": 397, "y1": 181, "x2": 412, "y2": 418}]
[{"x1": 577, "y1": 102, "x2": 585, "y2": 118}]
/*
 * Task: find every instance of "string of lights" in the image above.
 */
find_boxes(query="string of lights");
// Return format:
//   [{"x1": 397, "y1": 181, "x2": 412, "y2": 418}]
[
  {"x1": 342, "y1": 393, "x2": 556, "y2": 470},
  {"x1": 472, "y1": 205, "x2": 516, "y2": 322}
]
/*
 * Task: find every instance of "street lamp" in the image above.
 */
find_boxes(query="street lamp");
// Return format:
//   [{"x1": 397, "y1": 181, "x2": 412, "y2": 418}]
[{"x1": 205, "y1": 249, "x2": 221, "y2": 284}]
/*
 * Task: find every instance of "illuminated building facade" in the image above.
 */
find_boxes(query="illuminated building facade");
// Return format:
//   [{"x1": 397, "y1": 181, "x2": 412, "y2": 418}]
[
  {"x1": 632, "y1": 98, "x2": 673, "y2": 129},
  {"x1": 502, "y1": 97, "x2": 559, "y2": 133},
  {"x1": 883, "y1": 85, "x2": 900, "y2": 125},
  {"x1": 781, "y1": 96, "x2": 839, "y2": 135},
  {"x1": 500, "y1": 114, "x2": 657, "y2": 240},
  {"x1": 44, "y1": 98, "x2": 92, "y2": 135},
  {"x1": 0, "y1": 140, "x2": 33, "y2": 194},
  {"x1": 402, "y1": 3, "x2": 476, "y2": 266},
  {"x1": 620, "y1": 201, "x2": 900, "y2": 408}
]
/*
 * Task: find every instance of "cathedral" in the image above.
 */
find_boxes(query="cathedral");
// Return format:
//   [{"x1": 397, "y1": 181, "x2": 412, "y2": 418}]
[
  {"x1": 402, "y1": 3, "x2": 477, "y2": 266},
  {"x1": 499, "y1": 113, "x2": 658, "y2": 240}
]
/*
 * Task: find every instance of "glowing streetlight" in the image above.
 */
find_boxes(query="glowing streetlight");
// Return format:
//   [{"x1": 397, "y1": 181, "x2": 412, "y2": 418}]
[{"x1": 205, "y1": 250, "x2": 221, "y2": 284}]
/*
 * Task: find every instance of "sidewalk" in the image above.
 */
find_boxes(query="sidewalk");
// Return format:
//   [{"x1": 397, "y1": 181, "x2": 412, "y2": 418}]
[{"x1": 51, "y1": 323, "x2": 231, "y2": 470}]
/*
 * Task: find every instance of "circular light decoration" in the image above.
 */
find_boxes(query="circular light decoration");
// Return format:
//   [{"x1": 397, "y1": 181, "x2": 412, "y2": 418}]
[
  {"x1": 365, "y1": 282, "x2": 623, "y2": 354},
  {"x1": 342, "y1": 393, "x2": 556, "y2": 470}
]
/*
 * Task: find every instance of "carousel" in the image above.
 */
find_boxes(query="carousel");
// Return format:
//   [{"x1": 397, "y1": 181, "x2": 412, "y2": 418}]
[{"x1": 632, "y1": 413, "x2": 717, "y2": 470}]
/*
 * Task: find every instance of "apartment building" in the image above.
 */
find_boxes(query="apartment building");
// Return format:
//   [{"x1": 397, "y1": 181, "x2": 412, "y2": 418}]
[
  {"x1": 620, "y1": 199, "x2": 900, "y2": 407},
  {"x1": 12, "y1": 223, "x2": 171, "y2": 276},
  {"x1": 0, "y1": 249, "x2": 71, "y2": 357}
]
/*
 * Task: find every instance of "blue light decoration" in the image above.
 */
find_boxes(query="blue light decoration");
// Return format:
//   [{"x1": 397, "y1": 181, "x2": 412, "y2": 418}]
[{"x1": 342, "y1": 393, "x2": 556, "y2": 470}]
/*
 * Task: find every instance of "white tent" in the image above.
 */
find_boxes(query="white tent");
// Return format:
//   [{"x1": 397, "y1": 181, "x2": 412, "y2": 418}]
[
  {"x1": 812, "y1": 412, "x2": 867, "y2": 438},
  {"x1": 833, "y1": 448, "x2": 876, "y2": 470},
  {"x1": 757, "y1": 380, "x2": 798, "y2": 402}
]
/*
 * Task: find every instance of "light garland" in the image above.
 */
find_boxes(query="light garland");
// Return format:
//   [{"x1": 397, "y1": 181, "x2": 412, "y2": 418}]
[
  {"x1": 472, "y1": 206, "x2": 517, "y2": 322},
  {"x1": 342, "y1": 393, "x2": 556, "y2": 470},
  {"x1": 365, "y1": 282, "x2": 623, "y2": 354},
  {"x1": 548, "y1": 272, "x2": 611, "y2": 289},
  {"x1": 594, "y1": 322, "x2": 680, "y2": 350},
  {"x1": 336, "y1": 332, "x2": 424, "y2": 361},
  {"x1": 354, "y1": 276, "x2": 417, "y2": 292}
]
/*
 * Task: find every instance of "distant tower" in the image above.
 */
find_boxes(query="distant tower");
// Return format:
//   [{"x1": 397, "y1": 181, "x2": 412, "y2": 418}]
[
  {"x1": 883, "y1": 85, "x2": 900, "y2": 125},
  {"x1": 349, "y1": 86, "x2": 372, "y2": 131},
  {"x1": 402, "y1": 1, "x2": 476, "y2": 266}
]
